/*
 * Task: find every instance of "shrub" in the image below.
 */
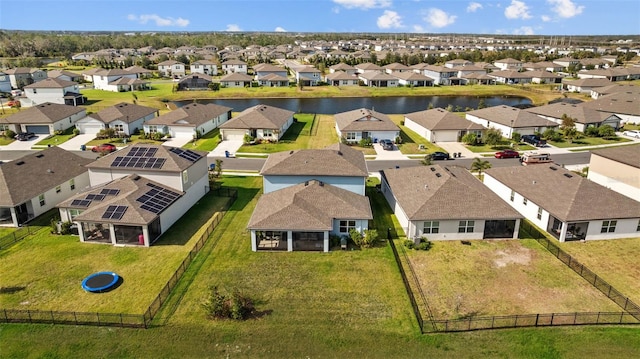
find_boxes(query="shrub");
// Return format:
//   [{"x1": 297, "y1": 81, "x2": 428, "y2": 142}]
[{"x1": 202, "y1": 286, "x2": 255, "y2": 321}]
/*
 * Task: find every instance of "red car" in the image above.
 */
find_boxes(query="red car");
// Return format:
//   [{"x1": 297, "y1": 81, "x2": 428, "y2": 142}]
[
  {"x1": 494, "y1": 149, "x2": 520, "y2": 159},
  {"x1": 91, "y1": 143, "x2": 117, "y2": 153}
]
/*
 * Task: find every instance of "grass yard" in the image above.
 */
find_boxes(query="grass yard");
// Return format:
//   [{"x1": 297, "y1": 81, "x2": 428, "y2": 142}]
[
  {"x1": 0, "y1": 192, "x2": 231, "y2": 313},
  {"x1": 1, "y1": 176, "x2": 640, "y2": 358},
  {"x1": 403, "y1": 239, "x2": 620, "y2": 319},
  {"x1": 558, "y1": 237, "x2": 640, "y2": 305}
]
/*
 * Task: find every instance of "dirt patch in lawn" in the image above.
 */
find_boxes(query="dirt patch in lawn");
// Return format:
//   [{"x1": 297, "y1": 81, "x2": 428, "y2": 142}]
[{"x1": 405, "y1": 239, "x2": 620, "y2": 319}]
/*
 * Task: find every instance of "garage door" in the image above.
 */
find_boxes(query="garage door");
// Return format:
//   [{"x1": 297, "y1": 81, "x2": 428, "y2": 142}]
[
  {"x1": 26, "y1": 125, "x2": 50, "y2": 134},
  {"x1": 78, "y1": 124, "x2": 103, "y2": 135},
  {"x1": 222, "y1": 129, "x2": 246, "y2": 140}
]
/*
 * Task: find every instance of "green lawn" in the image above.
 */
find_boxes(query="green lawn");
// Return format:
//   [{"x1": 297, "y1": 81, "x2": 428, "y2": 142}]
[
  {"x1": 548, "y1": 136, "x2": 632, "y2": 148},
  {"x1": 1, "y1": 176, "x2": 640, "y2": 358}
]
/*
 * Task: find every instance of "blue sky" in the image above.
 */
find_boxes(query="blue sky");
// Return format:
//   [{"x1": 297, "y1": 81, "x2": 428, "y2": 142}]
[{"x1": 1, "y1": 0, "x2": 639, "y2": 35}]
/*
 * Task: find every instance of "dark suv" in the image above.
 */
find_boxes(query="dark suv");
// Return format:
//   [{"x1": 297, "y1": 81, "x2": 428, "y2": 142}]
[
  {"x1": 380, "y1": 139, "x2": 394, "y2": 150},
  {"x1": 521, "y1": 134, "x2": 546, "y2": 147}
]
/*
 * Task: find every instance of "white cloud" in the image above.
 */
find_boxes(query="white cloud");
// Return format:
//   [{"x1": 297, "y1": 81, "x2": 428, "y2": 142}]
[
  {"x1": 466, "y1": 2, "x2": 483, "y2": 13},
  {"x1": 332, "y1": 0, "x2": 392, "y2": 10},
  {"x1": 413, "y1": 25, "x2": 425, "y2": 33},
  {"x1": 505, "y1": 0, "x2": 532, "y2": 19},
  {"x1": 541, "y1": 15, "x2": 551, "y2": 22},
  {"x1": 226, "y1": 24, "x2": 242, "y2": 32},
  {"x1": 127, "y1": 14, "x2": 189, "y2": 27},
  {"x1": 424, "y1": 8, "x2": 457, "y2": 28},
  {"x1": 274, "y1": 26, "x2": 287, "y2": 32},
  {"x1": 548, "y1": 0, "x2": 584, "y2": 18},
  {"x1": 513, "y1": 26, "x2": 535, "y2": 35},
  {"x1": 377, "y1": 10, "x2": 403, "y2": 29}
]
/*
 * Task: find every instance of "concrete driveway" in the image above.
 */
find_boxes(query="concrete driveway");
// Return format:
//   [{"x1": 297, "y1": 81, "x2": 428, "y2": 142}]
[
  {"x1": 1, "y1": 135, "x2": 43, "y2": 150},
  {"x1": 209, "y1": 140, "x2": 243, "y2": 157}
]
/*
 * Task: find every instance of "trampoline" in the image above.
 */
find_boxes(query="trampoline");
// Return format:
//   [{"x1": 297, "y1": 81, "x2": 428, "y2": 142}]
[{"x1": 81, "y1": 272, "x2": 120, "y2": 293}]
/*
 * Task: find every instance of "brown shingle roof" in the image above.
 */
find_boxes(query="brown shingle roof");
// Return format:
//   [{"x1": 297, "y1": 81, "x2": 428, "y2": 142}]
[
  {"x1": 335, "y1": 108, "x2": 400, "y2": 132},
  {"x1": 382, "y1": 165, "x2": 521, "y2": 221},
  {"x1": 0, "y1": 147, "x2": 92, "y2": 206},
  {"x1": 247, "y1": 180, "x2": 372, "y2": 231},
  {"x1": 88, "y1": 103, "x2": 158, "y2": 124},
  {"x1": 1, "y1": 103, "x2": 85, "y2": 124},
  {"x1": 404, "y1": 108, "x2": 485, "y2": 131},
  {"x1": 146, "y1": 103, "x2": 232, "y2": 127},
  {"x1": 260, "y1": 143, "x2": 368, "y2": 177},
  {"x1": 485, "y1": 165, "x2": 640, "y2": 222},
  {"x1": 590, "y1": 144, "x2": 640, "y2": 169},
  {"x1": 219, "y1": 104, "x2": 293, "y2": 130}
]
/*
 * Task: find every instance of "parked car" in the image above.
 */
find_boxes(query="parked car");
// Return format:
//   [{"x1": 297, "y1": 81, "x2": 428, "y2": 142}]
[
  {"x1": 622, "y1": 130, "x2": 640, "y2": 139},
  {"x1": 380, "y1": 139, "x2": 394, "y2": 150},
  {"x1": 14, "y1": 132, "x2": 35, "y2": 141},
  {"x1": 494, "y1": 149, "x2": 520, "y2": 159},
  {"x1": 521, "y1": 134, "x2": 546, "y2": 147},
  {"x1": 428, "y1": 151, "x2": 450, "y2": 161},
  {"x1": 91, "y1": 143, "x2": 117, "y2": 153}
]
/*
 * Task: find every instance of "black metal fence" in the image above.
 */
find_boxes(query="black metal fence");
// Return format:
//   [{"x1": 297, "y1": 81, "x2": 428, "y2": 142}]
[
  {"x1": 0, "y1": 226, "x2": 35, "y2": 250},
  {"x1": 0, "y1": 188, "x2": 238, "y2": 329}
]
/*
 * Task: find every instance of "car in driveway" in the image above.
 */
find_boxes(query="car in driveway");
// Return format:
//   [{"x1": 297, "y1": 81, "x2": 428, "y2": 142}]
[
  {"x1": 428, "y1": 151, "x2": 450, "y2": 160},
  {"x1": 379, "y1": 139, "x2": 394, "y2": 150},
  {"x1": 622, "y1": 130, "x2": 640, "y2": 138},
  {"x1": 91, "y1": 143, "x2": 117, "y2": 153},
  {"x1": 494, "y1": 149, "x2": 520, "y2": 159},
  {"x1": 14, "y1": 132, "x2": 35, "y2": 141}
]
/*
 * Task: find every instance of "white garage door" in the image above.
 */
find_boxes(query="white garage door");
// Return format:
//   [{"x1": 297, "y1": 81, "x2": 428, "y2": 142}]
[{"x1": 222, "y1": 129, "x2": 246, "y2": 140}]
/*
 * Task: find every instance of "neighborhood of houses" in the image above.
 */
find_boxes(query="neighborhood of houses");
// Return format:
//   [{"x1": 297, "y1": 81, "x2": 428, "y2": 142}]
[{"x1": 1, "y1": 37, "x2": 639, "y2": 252}]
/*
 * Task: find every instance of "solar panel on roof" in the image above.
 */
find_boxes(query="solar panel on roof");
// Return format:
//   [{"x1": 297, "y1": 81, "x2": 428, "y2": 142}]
[{"x1": 71, "y1": 199, "x2": 91, "y2": 207}]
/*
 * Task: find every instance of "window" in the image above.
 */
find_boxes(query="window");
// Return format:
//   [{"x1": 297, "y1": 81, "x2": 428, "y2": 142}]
[
  {"x1": 339, "y1": 220, "x2": 356, "y2": 233},
  {"x1": 458, "y1": 220, "x2": 475, "y2": 233},
  {"x1": 537, "y1": 207, "x2": 542, "y2": 220},
  {"x1": 39, "y1": 194, "x2": 45, "y2": 206},
  {"x1": 346, "y1": 132, "x2": 357, "y2": 141},
  {"x1": 601, "y1": 220, "x2": 617, "y2": 233},
  {"x1": 55, "y1": 185, "x2": 61, "y2": 193},
  {"x1": 423, "y1": 221, "x2": 439, "y2": 234},
  {"x1": 69, "y1": 179, "x2": 75, "y2": 190},
  {"x1": 510, "y1": 190, "x2": 515, "y2": 202},
  {"x1": 523, "y1": 198, "x2": 528, "y2": 206}
]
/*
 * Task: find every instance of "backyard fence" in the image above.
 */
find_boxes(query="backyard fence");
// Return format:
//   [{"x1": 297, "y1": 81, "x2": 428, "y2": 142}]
[
  {"x1": 0, "y1": 226, "x2": 35, "y2": 250},
  {"x1": 0, "y1": 188, "x2": 238, "y2": 329}
]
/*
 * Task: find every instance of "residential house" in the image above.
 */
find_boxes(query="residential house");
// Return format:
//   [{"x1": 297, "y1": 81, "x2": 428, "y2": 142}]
[
  {"x1": 334, "y1": 108, "x2": 400, "y2": 143},
  {"x1": 190, "y1": 60, "x2": 217, "y2": 75},
  {"x1": 587, "y1": 144, "x2": 640, "y2": 202},
  {"x1": 380, "y1": 165, "x2": 522, "y2": 241},
  {"x1": 325, "y1": 71, "x2": 360, "y2": 86},
  {"x1": 0, "y1": 147, "x2": 91, "y2": 227},
  {"x1": 219, "y1": 72, "x2": 253, "y2": 88},
  {"x1": 466, "y1": 105, "x2": 558, "y2": 139},
  {"x1": 525, "y1": 103, "x2": 621, "y2": 132},
  {"x1": 484, "y1": 165, "x2": 640, "y2": 242},
  {"x1": 176, "y1": 73, "x2": 213, "y2": 91},
  {"x1": 493, "y1": 58, "x2": 523, "y2": 71},
  {"x1": 4, "y1": 67, "x2": 47, "y2": 89},
  {"x1": 404, "y1": 108, "x2": 485, "y2": 142},
  {"x1": 21, "y1": 78, "x2": 85, "y2": 106},
  {"x1": 358, "y1": 71, "x2": 399, "y2": 87},
  {"x1": 75, "y1": 102, "x2": 158, "y2": 135},
  {"x1": 0, "y1": 102, "x2": 86, "y2": 135},
  {"x1": 220, "y1": 59, "x2": 248, "y2": 74},
  {"x1": 248, "y1": 143, "x2": 372, "y2": 252},
  {"x1": 92, "y1": 68, "x2": 150, "y2": 92},
  {"x1": 157, "y1": 60, "x2": 186, "y2": 78},
  {"x1": 58, "y1": 145, "x2": 209, "y2": 246},
  {"x1": 144, "y1": 103, "x2": 232, "y2": 139},
  {"x1": 219, "y1": 104, "x2": 294, "y2": 142}
]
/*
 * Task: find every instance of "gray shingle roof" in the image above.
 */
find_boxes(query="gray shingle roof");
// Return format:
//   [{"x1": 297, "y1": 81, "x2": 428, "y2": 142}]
[
  {"x1": 88, "y1": 102, "x2": 158, "y2": 124},
  {"x1": 1, "y1": 102, "x2": 85, "y2": 124},
  {"x1": 146, "y1": 103, "x2": 232, "y2": 127},
  {"x1": 247, "y1": 179, "x2": 372, "y2": 231},
  {"x1": 260, "y1": 143, "x2": 368, "y2": 177},
  {"x1": 485, "y1": 165, "x2": 640, "y2": 222},
  {"x1": 219, "y1": 104, "x2": 294, "y2": 130},
  {"x1": 404, "y1": 108, "x2": 485, "y2": 131},
  {"x1": 382, "y1": 165, "x2": 521, "y2": 221},
  {"x1": 334, "y1": 108, "x2": 400, "y2": 132},
  {"x1": 466, "y1": 105, "x2": 558, "y2": 128},
  {"x1": 590, "y1": 144, "x2": 640, "y2": 169},
  {"x1": 0, "y1": 147, "x2": 92, "y2": 206}
]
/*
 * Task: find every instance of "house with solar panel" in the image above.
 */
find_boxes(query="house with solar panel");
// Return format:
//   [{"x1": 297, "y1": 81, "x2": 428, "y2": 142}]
[
  {"x1": 247, "y1": 143, "x2": 372, "y2": 252},
  {"x1": 57, "y1": 144, "x2": 208, "y2": 246},
  {"x1": 0, "y1": 147, "x2": 92, "y2": 228}
]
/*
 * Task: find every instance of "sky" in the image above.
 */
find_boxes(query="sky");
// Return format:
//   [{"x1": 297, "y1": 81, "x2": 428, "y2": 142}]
[{"x1": 1, "y1": 0, "x2": 639, "y2": 36}]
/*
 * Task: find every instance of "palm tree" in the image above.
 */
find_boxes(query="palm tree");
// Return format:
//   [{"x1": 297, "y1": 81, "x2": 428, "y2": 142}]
[{"x1": 470, "y1": 158, "x2": 492, "y2": 179}]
